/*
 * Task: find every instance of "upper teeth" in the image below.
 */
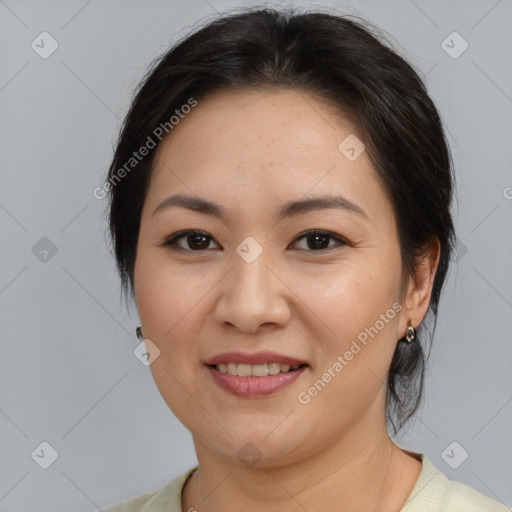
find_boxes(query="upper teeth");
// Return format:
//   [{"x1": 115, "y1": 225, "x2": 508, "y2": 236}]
[{"x1": 216, "y1": 362, "x2": 301, "y2": 377}]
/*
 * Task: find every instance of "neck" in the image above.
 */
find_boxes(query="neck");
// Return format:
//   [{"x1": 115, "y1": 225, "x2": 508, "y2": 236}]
[{"x1": 182, "y1": 406, "x2": 421, "y2": 512}]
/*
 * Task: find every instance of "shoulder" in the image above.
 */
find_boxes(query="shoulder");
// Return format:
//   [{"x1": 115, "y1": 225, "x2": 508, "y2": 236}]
[
  {"x1": 102, "y1": 467, "x2": 198, "y2": 512},
  {"x1": 402, "y1": 453, "x2": 509, "y2": 512}
]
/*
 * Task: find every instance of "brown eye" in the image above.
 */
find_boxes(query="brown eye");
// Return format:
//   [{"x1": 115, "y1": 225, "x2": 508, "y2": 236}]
[
  {"x1": 162, "y1": 230, "x2": 220, "y2": 252},
  {"x1": 162, "y1": 229, "x2": 349, "y2": 254},
  {"x1": 291, "y1": 230, "x2": 348, "y2": 252}
]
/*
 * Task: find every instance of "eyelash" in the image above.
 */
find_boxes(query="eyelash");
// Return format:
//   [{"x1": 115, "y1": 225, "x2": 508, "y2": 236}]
[{"x1": 161, "y1": 229, "x2": 350, "y2": 253}]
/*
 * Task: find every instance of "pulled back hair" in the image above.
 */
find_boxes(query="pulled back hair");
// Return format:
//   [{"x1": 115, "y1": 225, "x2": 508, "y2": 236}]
[{"x1": 105, "y1": 6, "x2": 456, "y2": 435}]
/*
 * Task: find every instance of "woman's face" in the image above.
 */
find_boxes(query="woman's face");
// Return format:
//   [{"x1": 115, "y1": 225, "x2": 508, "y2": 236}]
[{"x1": 134, "y1": 88, "x2": 420, "y2": 466}]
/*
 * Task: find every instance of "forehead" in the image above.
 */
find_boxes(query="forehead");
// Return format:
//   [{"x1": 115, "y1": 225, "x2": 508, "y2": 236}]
[
  {"x1": 145, "y1": 87, "x2": 389, "y2": 222},
  {"x1": 153, "y1": 87, "x2": 358, "y2": 169}
]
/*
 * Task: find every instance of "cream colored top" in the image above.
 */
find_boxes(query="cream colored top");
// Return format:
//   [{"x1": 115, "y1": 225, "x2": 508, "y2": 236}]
[{"x1": 103, "y1": 453, "x2": 510, "y2": 511}]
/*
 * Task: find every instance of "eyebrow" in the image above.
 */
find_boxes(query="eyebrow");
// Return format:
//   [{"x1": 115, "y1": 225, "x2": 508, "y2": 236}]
[{"x1": 151, "y1": 193, "x2": 368, "y2": 220}]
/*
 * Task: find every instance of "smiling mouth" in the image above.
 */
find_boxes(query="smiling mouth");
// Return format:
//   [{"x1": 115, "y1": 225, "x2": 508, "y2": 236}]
[{"x1": 207, "y1": 362, "x2": 308, "y2": 377}]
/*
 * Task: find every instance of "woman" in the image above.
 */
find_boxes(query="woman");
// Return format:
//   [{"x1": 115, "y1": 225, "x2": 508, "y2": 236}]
[{"x1": 102, "y1": 6, "x2": 508, "y2": 511}]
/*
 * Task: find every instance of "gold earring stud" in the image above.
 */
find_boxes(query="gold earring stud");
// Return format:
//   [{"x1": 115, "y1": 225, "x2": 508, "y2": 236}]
[{"x1": 405, "y1": 325, "x2": 416, "y2": 343}]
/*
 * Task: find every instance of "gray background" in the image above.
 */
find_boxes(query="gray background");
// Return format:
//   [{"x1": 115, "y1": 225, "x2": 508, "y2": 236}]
[{"x1": 1, "y1": 0, "x2": 511, "y2": 510}]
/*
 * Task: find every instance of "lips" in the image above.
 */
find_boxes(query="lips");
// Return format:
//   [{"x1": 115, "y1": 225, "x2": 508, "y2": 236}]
[
  {"x1": 206, "y1": 365, "x2": 308, "y2": 397},
  {"x1": 204, "y1": 351, "x2": 310, "y2": 397}
]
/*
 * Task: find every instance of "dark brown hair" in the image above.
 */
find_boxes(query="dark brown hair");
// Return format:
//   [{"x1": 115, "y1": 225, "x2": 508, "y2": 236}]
[{"x1": 105, "y1": 6, "x2": 456, "y2": 434}]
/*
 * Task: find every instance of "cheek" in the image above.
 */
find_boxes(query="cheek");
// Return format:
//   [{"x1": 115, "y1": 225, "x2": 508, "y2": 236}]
[
  {"x1": 293, "y1": 256, "x2": 401, "y2": 395},
  {"x1": 296, "y1": 275, "x2": 400, "y2": 433},
  {"x1": 290, "y1": 260, "x2": 398, "y2": 342},
  {"x1": 135, "y1": 250, "x2": 208, "y2": 336},
  {"x1": 134, "y1": 253, "x2": 212, "y2": 429},
  {"x1": 133, "y1": 251, "x2": 207, "y2": 388}
]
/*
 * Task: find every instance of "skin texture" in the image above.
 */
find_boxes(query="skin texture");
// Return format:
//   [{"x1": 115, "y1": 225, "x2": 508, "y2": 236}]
[{"x1": 133, "y1": 88, "x2": 440, "y2": 512}]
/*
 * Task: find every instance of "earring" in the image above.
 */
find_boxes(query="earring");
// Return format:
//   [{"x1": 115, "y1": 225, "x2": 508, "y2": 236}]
[
  {"x1": 405, "y1": 325, "x2": 416, "y2": 343},
  {"x1": 136, "y1": 324, "x2": 143, "y2": 341}
]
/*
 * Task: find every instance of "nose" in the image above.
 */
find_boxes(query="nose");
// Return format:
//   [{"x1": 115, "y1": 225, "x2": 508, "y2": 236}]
[{"x1": 213, "y1": 249, "x2": 292, "y2": 334}]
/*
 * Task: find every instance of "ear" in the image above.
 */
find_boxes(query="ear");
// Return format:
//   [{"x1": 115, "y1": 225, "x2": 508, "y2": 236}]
[{"x1": 399, "y1": 237, "x2": 441, "y2": 336}]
